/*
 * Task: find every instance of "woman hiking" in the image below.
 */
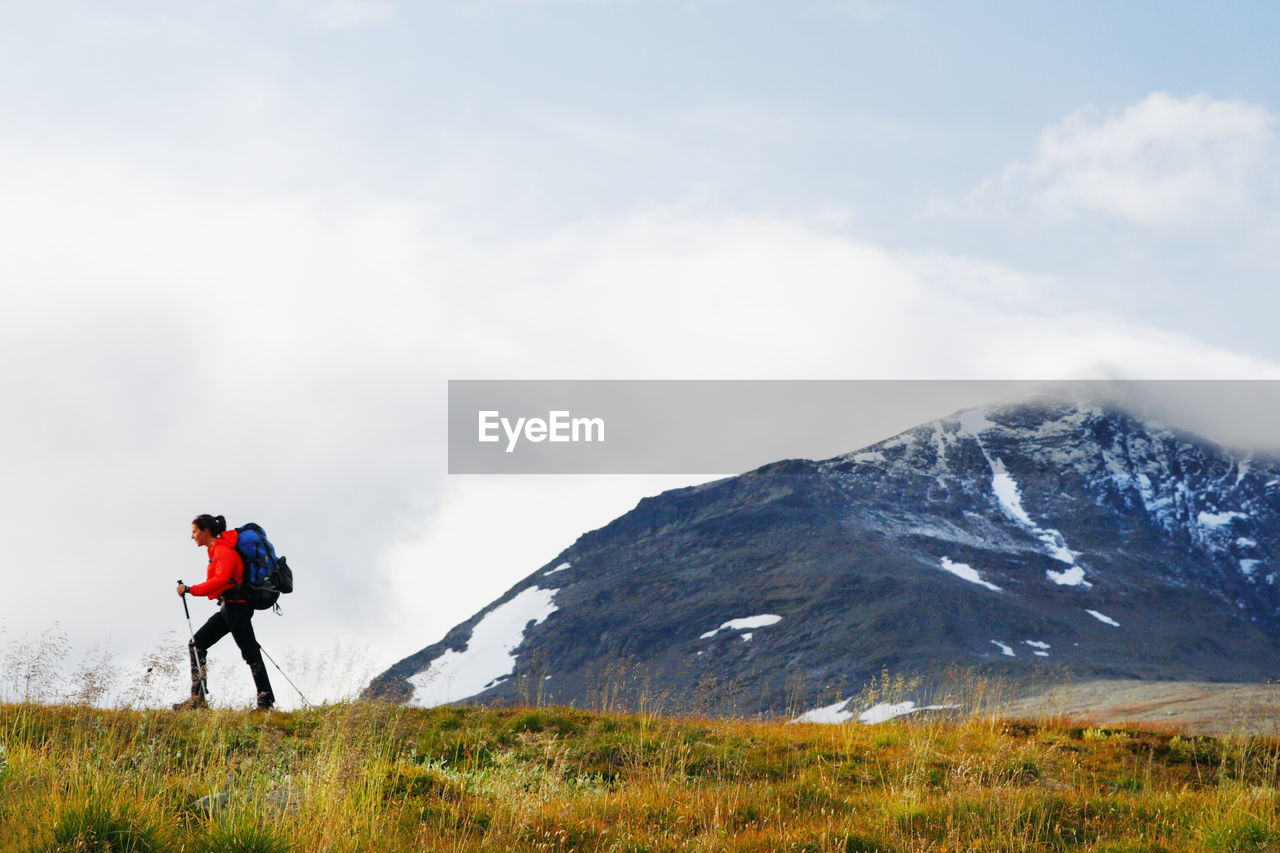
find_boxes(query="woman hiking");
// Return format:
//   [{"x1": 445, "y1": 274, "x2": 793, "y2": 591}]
[{"x1": 173, "y1": 514, "x2": 275, "y2": 711}]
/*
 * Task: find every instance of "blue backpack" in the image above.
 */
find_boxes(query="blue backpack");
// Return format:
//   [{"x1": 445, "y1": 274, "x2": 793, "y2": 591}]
[{"x1": 234, "y1": 523, "x2": 294, "y2": 611}]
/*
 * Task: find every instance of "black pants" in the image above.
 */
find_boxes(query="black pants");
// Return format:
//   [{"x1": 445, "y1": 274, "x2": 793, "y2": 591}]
[{"x1": 189, "y1": 601, "x2": 275, "y2": 706}]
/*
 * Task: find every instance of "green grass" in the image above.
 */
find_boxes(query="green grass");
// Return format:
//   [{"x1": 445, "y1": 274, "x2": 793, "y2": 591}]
[{"x1": 3, "y1": 701, "x2": 1280, "y2": 851}]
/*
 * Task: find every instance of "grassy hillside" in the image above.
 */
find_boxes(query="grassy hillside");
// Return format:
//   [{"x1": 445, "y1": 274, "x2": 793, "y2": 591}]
[{"x1": 3, "y1": 699, "x2": 1280, "y2": 852}]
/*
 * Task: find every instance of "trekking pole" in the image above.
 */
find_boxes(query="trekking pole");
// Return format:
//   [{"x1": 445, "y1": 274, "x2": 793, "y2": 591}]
[
  {"x1": 177, "y1": 580, "x2": 209, "y2": 705},
  {"x1": 177, "y1": 579, "x2": 195, "y2": 641},
  {"x1": 258, "y1": 645, "x2": 310, "y2": 708}
]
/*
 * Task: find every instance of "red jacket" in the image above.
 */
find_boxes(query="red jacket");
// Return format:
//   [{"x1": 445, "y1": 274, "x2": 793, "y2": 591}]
[{"x1": 188, "y1": 530, "x2": 244, "y2": 600}]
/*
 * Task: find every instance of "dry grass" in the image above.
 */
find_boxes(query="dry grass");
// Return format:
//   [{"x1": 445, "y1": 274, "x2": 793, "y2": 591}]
[{"x1": 4, "y1": 698, "x2": 1280, "y2": 852}]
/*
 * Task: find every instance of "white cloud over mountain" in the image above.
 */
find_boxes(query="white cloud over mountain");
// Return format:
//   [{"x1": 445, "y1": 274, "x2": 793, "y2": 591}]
[{"x1": 973, "y1": 93, "x2": 1276, "y2": 228}]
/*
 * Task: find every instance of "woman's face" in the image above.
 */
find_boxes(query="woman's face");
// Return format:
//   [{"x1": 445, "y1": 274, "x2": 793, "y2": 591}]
[{"x1": 191, "y1": 523, "x2": 215, "y2": 548}]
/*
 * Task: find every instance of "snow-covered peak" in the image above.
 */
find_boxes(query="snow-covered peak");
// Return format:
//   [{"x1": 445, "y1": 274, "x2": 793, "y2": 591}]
[{"x1": 817, "y1": 396, "x2": 1280, "y2": 598}]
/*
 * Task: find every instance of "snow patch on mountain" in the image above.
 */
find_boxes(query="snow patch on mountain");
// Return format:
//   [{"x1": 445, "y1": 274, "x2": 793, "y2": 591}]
[
  {"x1": 1195, "y1": 509, "x2": 1254, "y2": 553},
  {"x1": 1199, "y1": 511, "x2": 1248, "y2": 528},
  {"x1": 931, "y1": 426, "x2": 952, "y2": 476},
  {"x1": 860, "y1": 511, "x2": 1025, "y2": 554},
  {"x1": 989, "y1": 460, "x2": 1086, "y2": 575},
  {"x1": 939, "y1": 557, "x2": 1002, "y2": 592},
  {"x1": 1047, "y1": 566, "x2": 1089, "y2": 587},
  {"x1": 989, "y1": 458, "x2": 1036, "y2": 529},
  {"x1": 1086, "y1": 609, "x2": 1120, "y2": 627},
  {"x1": 408, "y1": 587, "x2": 558, "y2": 707},
  {"x1": 955, "y1": 407, "x2": 1095, "y2": 587},
  {"x1": 700, "y1": 614, "x2": 782, "y2": 639},
  {"x1": 858, "y1": 701, "x2": 958, "y2": 724},
  {"x1": 791, "y1": 699, "x2": 855, "y2": 724},
  {"x1": 791, "y1": 699, "x2": 960, "y2": 725},
  {"x1": 991, "y1": 640, "x2": 1015, "y2": 657},
  {"x1": 1023, "y1": 639, "x2": 1051, "y2": 657},
  {"x1": 545, "y1": 562, "x2": 572, "y2": 575}
]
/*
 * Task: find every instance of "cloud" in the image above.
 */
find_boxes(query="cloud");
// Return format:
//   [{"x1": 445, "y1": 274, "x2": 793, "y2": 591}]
[
  {"x1": 431, "y1": 205, "x2": 1280, "y2": 380},
  {"x1": 970, "y1": 93, "x2": 1277, "y2": 228}
]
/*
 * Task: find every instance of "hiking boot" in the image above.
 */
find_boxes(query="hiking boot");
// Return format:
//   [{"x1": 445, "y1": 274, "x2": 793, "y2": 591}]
[
  {"x1": 172, "y1": 695, "x2": 208, "y2": 711},
  {"x1": 251, "y1": 693, "x2": 274, "y2": 714}
]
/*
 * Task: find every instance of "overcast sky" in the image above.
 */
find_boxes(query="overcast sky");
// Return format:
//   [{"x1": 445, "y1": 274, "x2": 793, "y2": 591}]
[{"x1": 4, "y1": 1, "x2": 1280, "y2": 707}]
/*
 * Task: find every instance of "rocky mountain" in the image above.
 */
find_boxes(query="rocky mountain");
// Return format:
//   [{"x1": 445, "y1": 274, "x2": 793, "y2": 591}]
[{"x1": 366, "y1": 397, "x2": 1280, "y2": 719}]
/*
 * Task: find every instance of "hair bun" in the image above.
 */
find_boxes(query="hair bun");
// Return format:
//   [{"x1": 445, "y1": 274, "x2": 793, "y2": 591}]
[{"x1": 192, "y1": 513, "x2": 228, "y2": 536}]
